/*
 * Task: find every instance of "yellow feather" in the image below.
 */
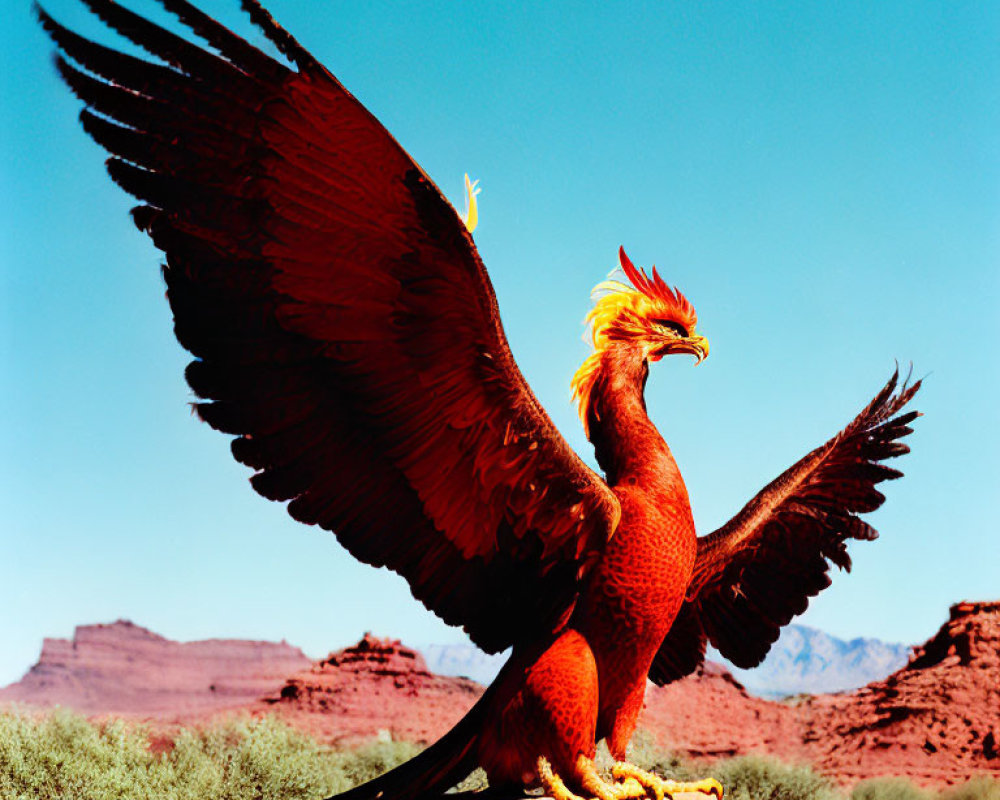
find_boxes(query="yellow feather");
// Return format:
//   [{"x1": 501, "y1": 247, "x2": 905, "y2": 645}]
[
  {"x1": 571, "y1": 262, "x2": 700, "y2": 435},
  {"x1": 462, "y1": 173, "x2": 480, "y2": 233},
  {"x1": 571, "y1": 278, "x2": 648, "y2": 435}
]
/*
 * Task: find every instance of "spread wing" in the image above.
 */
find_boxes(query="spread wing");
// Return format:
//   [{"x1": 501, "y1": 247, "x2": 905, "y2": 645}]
[
  {"x1": 650, "y1": 369, "x2": 920, "y2": 684},
  {"x1": 40, "y1": 0, "x2": 620, "y2": 653}
]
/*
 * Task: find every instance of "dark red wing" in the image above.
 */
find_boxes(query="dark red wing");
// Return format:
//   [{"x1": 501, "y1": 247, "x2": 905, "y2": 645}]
[
  {"x1": 650, "y1": 368, "x2": 920, "y2": 684},
  {"x1": 40, "y1": 0, "x2": 619, "y2": 653}
]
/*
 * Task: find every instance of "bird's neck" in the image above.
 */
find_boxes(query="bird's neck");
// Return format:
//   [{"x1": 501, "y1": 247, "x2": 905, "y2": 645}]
[{"x1": 581, "y1": 343, "x2": 685, "y2": 493}]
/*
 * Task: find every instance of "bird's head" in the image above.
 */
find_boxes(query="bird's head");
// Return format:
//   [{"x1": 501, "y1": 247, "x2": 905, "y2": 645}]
[
  {"x1": 584, "y1": 247, "x2": 707, "y2": 364},
  {"x1": 571, "y1": 247, "x2": 708, "y2": 430}
]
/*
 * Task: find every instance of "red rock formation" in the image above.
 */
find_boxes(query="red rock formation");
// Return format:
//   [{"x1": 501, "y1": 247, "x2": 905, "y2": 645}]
[
  {"x1": 258, "y1": 633, "x2": 483, "y2": 746},
  {"x1": 0, "y1": 620, "x2": 311, "y2": 716},
  {"x1": 3, "y1": 603, "x2": 996, "y2": 789},
  {"x1": 800, "y1": 601, "x2": 1000, "y2": 787},
  {"x1": 245, "y1": 603, "x2": 999, "y2": 787},
  {"x1": 643, "y1": 601, "x2": 1000, "y2": 788},
  {"x1": 639, "y1": 662, "x2": 804, "y2": 763}
]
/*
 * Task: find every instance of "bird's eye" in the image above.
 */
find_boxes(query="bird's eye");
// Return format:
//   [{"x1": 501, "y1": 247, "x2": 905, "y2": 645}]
[{"x1": 653, "y1": 319, "x2": 688, "y2": 337}]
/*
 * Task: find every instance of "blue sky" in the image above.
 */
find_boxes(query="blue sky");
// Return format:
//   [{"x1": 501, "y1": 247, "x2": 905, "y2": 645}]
[{"x1": 1, "y1": 1, "x2": 997, "y2": 687}]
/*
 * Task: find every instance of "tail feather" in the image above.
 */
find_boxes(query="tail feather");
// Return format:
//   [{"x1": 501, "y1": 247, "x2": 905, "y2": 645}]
[
  {"x1": 326, "y1": 636, "x2": 556, "y2": 800},
  {"x1": 325, "y1": 688, "x2": 489, "y2": 800}
]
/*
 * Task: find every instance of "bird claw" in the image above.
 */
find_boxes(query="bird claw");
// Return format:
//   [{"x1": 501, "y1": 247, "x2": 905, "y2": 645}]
[
  {"x1": 537, "y1": 755, "x2": 723, "y2": 800},
  {"x1": 611, "y1": 763, "x2": 724, "y2": 800},
  {"x1": 537, "y1": 755, "x2": 646, "y2": 800}
]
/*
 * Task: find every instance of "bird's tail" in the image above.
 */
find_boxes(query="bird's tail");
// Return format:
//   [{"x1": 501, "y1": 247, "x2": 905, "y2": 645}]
[
  {"x1": 325, "y1": 636, "x2": 553, "y2": 800},
  {"x1": 324, "y1": 681, "x2": 492, "y2": 800}
]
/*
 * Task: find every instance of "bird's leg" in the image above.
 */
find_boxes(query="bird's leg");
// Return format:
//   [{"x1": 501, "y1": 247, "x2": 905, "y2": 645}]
[
  {"x1": 537, "y1": 754, "x2": 647, "y2": 800},
  {"x1": 610, "y1": 762, "x2": 723, "y2": 800}
]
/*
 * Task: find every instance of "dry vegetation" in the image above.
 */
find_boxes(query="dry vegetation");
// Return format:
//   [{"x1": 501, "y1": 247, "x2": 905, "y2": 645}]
[
  {"x1": 0, "y1": 709, "x2": 416, "y2": 799},
  {"x1": 0, "y1": 710, "x2": 995, "y2": 800}
]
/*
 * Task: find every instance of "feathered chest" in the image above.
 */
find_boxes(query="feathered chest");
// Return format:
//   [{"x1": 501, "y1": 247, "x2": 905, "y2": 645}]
[{"x1": 576, "y1": 482, "x2": 697, "y2": 640}]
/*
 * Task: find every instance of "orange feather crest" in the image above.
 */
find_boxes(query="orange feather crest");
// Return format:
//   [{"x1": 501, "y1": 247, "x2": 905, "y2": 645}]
[
  {"x1": 616, "y1": 247, "x2": 698, "y2": 332},
  {"x1": 571, "y1": 248, "x2": 698, "y2": 434}
]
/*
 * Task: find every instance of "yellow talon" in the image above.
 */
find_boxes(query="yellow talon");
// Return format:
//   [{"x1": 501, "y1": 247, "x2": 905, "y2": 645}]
[
  {"x1": 610, "y1": 762, "x2": 724, "y2": 800},
  {"x1": 536, "y1": 755, "x2": 648, "y2": 800},
  {"x1": 537, "y1": 755, "x2": 585, "y2": 800},
  {"x1": 663, "y1": 778, "x2": 723, "y2": 799},
  {"x1": 612, "y1": 763, "x2": 669, "y2": 800},
  {"x1": 462, "y1": 172, "x2": 481, "y2": 233},
  {"x1": 666, "y1": 778, "x2": 723, "y2": 800}
]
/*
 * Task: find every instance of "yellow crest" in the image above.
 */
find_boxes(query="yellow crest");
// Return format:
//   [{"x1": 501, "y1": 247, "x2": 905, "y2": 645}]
[{"x1": 571, "y1": 248, "x2": 699, "y2": 433}]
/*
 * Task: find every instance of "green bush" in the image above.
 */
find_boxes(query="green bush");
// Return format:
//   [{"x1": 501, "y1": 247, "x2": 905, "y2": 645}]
[
  {"x1": 625, "y1": 731, "x2": 835, "y2": 800},
  {"x1": 625, "y1": 732, "x2": 998, "y2": 800},
  {"x1": 711, "y1": 754, "x2": 836, "y2": 800},
  {"x1": 325, "y1": 738, "x2": 421, "y2": 791},
  {"x1": 0, "y1": 708, "x2": 418, "y2": 800},
  {"x1": 852, "y1": 777, "x2": 932, "y2": 800},
  {"x1": 940, "y1": 778, "x2": 1000, "y2": 800},
  {"x1": 853, "y1": 777, "x2": 1000, "y2": 800},
  {"x1": 625, "y1": 729, "x2": 697, "y2": 781},
  {"x1": 3, "y1": 710, "x2": 997, "y2": 800}
]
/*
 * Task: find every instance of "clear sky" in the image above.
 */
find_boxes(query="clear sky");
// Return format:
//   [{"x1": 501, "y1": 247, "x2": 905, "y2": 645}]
[{"x1": 1, "y1": 1, "x2": 997, "y2": 687}]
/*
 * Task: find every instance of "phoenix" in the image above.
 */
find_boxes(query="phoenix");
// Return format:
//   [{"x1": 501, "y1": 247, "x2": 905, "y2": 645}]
[{"x1": 39, "y1": 2, "x2": 920, "y2": 799}]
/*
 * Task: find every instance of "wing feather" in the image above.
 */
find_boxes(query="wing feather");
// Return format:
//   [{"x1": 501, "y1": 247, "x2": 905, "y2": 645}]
[
  {"x1": 650, "y1": 369, "x2": 920, "y2": 684},
  {"x1": 41, "y1": 0, "x2": 619, "y2": 653}
]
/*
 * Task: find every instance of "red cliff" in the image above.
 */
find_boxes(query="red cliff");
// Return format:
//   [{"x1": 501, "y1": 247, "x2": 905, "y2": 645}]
[
  {"x1": 258, "y1": 633, "x2": 483, "y2": 746},
  {"x1": 801, "y1": 601, "x2": 1000, "y2": 786},
  {"x1": 0, "y1": 620, "x2": 311, "y2": 716},
  {"x1": 643, "y1": 601, "x2": 1000, "y2": 787}
]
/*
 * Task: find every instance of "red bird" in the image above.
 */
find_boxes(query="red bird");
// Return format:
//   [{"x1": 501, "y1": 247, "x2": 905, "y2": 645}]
[{"x1": 39, "y1": 2, "x2": 920, "y2": 799}]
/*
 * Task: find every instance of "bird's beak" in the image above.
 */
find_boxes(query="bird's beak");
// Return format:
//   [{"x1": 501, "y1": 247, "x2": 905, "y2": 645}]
[{"x1": 655, "y1": 334, "x2": 709, "y2": 364}]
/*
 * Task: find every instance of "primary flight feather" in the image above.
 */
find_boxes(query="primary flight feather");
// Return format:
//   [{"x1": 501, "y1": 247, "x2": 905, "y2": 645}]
[{"x1": 39, "y1": 2, "x2": 920, "y2": 799}]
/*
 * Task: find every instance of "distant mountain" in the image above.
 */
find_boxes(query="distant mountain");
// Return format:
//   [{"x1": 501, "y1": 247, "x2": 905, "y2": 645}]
[
  {"x1": 421, "y1": 644, "x2": 508, "y2": 685},
  {"x1": 423, "y1": 624, "x2": 910, "y2": 697},
  {"x1": 715, "y1": 625, "x2": 910, "y2": 698}
]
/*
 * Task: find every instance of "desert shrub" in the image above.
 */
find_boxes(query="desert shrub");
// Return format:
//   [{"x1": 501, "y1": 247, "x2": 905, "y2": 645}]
[
  {"x1": 0, "y1": 708, "x2": 172, "y2": 800},
  {"x1": 169, "y1": 715, "x2": 351, "y2": 799},
  {"x1": 941, "y1": 778, "x2": 1000, "y2": 800},
  {"x1": 852, "y1": 777, "x2": 931, "y2": 800},
  {"x1": 625, "y1": 730, "x2": 697, "y2": 781},
  {"x1": 710, "y1": 754, "x2": 836, "y2": 800},
  {"x1": 326, "y1": 738, "x2": 422, "y2": 790},
  {"x1": 0, "y1": 709, "x2": 420, "y2": 800},
  {"x1": 5, "y1": 710, "x2": 995, "y2": 800},
  {"x1": 613, "y1": 733, "x2": 837, "y2": 800},
  {"x1": 852, "y1": 777, "x2": 1000, "y2": 800}
]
